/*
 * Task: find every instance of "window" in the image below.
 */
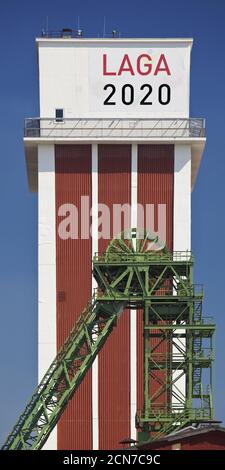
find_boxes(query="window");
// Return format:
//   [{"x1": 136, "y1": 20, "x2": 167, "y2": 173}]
[{"x1": 55, "y1": 108, "x2": 64, "y2": 122}]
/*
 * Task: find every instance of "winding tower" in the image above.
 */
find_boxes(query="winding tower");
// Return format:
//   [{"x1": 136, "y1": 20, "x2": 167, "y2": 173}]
[{"x1": 19, "y1": 31, "x2": 213, "y2": 449}]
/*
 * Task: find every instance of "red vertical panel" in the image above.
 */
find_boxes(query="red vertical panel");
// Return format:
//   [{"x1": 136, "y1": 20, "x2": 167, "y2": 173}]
[
  {"x1": 98, "y1": 145, "x2": 131, "y2": 449},
  {"x1": 137, "y1": 145, "x2": 174, "y2": 416},
  {"x1": 55, "y1": 145, "x2": 92, "y2": 449}
]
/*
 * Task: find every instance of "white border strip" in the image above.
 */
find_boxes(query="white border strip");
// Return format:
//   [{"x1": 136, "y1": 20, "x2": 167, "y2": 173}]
[
  {"x1": 38, "y1": 144, "x2": 57, "y2": 449},
  {"x1": 91, "y1": 144, "x2": 99, "y2": 449},
  {"x1": 37, "y1": 38, "x2": 193, "y2": 45},
  {"x1": 173, "y1": 145, "x2": 191, "y2": 252},
  {"x1": 130, "y1": 144, "x2": 137, "y2": 440},
  {"x1": 173, "y1": 144, "x2": 191, "y2": 410}
]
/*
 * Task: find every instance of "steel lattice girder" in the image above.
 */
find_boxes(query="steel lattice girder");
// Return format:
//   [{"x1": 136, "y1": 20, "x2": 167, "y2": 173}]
[
  {"x1": 94, "y1": 253, "x2": 200, "y2": 302},
  {"x1": 94, "y1": 250, "x2": 215, "y2": 439},
  {"x1": 2, "y1": 299, "x2": 125, "y2": 450},
  {"x1": 2, "y1": 246, "x2": 215, "y2": 450}
]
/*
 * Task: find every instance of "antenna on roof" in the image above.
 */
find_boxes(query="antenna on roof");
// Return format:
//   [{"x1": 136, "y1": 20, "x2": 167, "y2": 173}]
[
  {"x1": 76, "y1": 15, "x2": 83, "y2": 37},
  {"x1": 46, "y1": 16, "x2": 49, "y2": 32},
  {"x1": 103, "y1": 16, "x2": 106, "y2": 38}
]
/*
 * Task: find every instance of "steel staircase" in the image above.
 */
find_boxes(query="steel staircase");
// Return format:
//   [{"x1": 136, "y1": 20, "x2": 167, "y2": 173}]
[{"x1": 193, "y1": 300, "x2": 203, "y2": 396}]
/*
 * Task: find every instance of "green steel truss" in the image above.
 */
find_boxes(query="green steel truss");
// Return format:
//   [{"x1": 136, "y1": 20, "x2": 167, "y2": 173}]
[
  {"x1": 2, "y1": 230, "x2": 215, "y2": 449},
  {"x1": 2, "y1": 297, "x2": 125, "y2": 449},
  {"x1": 94, "y1": 230, "x2": 215, "y2": 442}
]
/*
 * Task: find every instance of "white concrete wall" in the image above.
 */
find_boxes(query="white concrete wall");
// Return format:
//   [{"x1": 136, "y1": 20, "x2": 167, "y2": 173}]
[
  {"x1": 38, "y1": 144, "x2": 57, "y2": 449},
  {"x1": 173, "y1": 144, "x2": 191, "y2": 410},
  {"x1": 173, "y1": 145, "x2": 191, "y2": 252},
  {"x1": 38, "y1": 39, "x2": 191, "y2": 119}
]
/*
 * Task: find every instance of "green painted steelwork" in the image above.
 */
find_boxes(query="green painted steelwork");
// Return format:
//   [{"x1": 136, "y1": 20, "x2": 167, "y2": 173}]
[
  {"x1": 93, "y1": 230, "x2": 215, "y2": 441},
  {"x1": 2, "y1": 298, "x2": 125, "y2": 449},
  {"x1": 2, "y1": 230, "x2": 215, "y2": 449}
]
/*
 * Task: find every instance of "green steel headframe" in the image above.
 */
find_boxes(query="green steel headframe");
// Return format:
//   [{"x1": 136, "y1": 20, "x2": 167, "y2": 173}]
[
  {"x1": 94, "y1": 229, "x2": 215, "y2": 441},
  {"x1": 2, "y1": 229, "x2": 215, "y2": 449}
]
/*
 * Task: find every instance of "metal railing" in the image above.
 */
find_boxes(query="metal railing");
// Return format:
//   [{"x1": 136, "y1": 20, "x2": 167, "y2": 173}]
[
  {"x1": 193, "y1": 348, "x2": 214, "y2": 361},
  {"x1": 200, "y1": 315, "x2": 214, "y2": 325},
  {"x1": 24, "y1": 118, "x2": 205, "y2": 139},
  {"x1": 40, "y1": 29, "x2": 84, "y2": 39},
  {"x1": 93, "y1": 250, "x2": 193, "y2": 263},
  {"x1": 39, "y1": 30, "x2": 120, "y2": 39},
  {"x1": 147, "y1": 349, "x2": 214, "y2": 362},
  {"x1": 138, "y1": 406, "x2": 212, "y2": 421}
]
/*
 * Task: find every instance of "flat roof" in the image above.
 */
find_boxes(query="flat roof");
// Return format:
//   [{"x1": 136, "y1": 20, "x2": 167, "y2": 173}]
[{"x1": 36, "y1": 37, "x2": 193, "y2": 46}]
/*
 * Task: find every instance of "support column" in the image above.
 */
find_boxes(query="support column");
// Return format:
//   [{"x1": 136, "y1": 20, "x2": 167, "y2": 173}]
[
  {"x1": 173, "y1": 144, "x2": 191, "y2": 252},
  {"x1": 92, "y1": 144, "x2": 99, "y2": 449},
  {"x1": 130, "y1": 144, "x2": 137, "y2": 440},
  {"x1": 173, "y1": 144, "x2": 191, "y2": 411},
  {"x1": 38, "y1": 144, "x2": 57, "y2": 450}
]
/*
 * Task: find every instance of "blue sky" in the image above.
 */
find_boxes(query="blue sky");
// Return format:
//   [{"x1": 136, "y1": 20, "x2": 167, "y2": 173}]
[{"x1": 0, "y1": 0, "x2": 225, "y2": 445}]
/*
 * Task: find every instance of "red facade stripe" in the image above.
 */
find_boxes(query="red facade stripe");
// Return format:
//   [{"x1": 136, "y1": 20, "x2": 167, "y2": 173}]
[
  {"x1": 55, "y1": 144, "x2": 92, "y2": 450},
  {"x1": 98, "y1": 144, "x2": 131, "y2": 450},
  {"x1": 137, "y1": 145, "x2": 174, "y2": 416}
]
